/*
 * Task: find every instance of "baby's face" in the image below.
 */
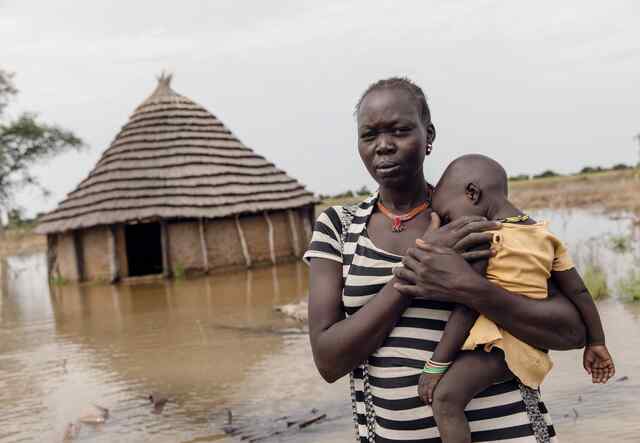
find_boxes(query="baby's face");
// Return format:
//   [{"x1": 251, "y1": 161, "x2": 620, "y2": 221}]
[{"x1": 431, "y1": 183, "x2": 485, "y2": 225}]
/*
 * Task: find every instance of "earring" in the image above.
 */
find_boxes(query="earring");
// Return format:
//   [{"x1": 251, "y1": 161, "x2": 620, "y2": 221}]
[{"x1": 426, "y1": 143, "x2": 433, "y2": 155}]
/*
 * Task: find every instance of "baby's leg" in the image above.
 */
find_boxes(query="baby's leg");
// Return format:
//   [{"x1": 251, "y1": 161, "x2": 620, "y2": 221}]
[{"x1": 432, "y1": 349, "x2": 511, "y2": 443}]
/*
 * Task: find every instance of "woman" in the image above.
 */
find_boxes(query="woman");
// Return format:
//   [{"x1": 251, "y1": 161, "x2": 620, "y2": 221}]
[{"x1": 304, "y1": 78, "x2": 585, "y2": 442}]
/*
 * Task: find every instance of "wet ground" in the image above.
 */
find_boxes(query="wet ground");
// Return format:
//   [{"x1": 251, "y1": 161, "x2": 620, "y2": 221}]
[{"x1": 1, "y1": 209, "x2": 639, "y2": 442}]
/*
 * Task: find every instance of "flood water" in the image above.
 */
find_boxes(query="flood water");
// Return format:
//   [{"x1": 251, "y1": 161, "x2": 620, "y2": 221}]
[{"x1": 1, "y1": 209, "x2": 639, "y2": 442}]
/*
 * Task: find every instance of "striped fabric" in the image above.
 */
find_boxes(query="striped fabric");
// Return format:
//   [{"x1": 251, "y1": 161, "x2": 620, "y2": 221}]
[{"x1": 304, "y1": 193, "x2": 557, "y2": 443}]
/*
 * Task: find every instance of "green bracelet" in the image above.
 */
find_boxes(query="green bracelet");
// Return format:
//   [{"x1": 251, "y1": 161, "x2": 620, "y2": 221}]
[{"x1": 422, "y1": 365, "x2": 448, "y2": 374}]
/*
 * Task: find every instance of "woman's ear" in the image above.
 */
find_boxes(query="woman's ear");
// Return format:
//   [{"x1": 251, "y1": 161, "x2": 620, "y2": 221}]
[
  {"x1": 465, "y1": 182, "x2": 482, "y2": 205},
  {"x1": 426, "y1": 122, "x2": 436, "y2": 145}
]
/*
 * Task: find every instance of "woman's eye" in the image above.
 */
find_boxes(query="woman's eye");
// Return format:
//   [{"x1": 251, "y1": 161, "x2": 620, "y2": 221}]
[{"x1": 393, "y1": 127, "x2": 411, "y2": 136}]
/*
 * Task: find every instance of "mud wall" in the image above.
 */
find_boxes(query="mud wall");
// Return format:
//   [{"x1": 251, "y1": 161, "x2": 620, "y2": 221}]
[
  {"x1": 79, "y1": 226, "x2": 111, "y2": 281},
  {"x1": 54, "y1": 232, "x2": 80, "y2": 281},
  {"x1": 203, "y1": 218, "x2": 245, "y2": 269},
  {"x1": 167, "y1": 220, "x2": 204, "y2": 274},
  {"x1": 48, "y1": 205, "x2": 315, "y2": 282}
]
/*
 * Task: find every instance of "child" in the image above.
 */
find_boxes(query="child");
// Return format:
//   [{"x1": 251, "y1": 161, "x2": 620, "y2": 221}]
[{"x1": 418, "y1": 154, "x2": 615, "y2": 443}]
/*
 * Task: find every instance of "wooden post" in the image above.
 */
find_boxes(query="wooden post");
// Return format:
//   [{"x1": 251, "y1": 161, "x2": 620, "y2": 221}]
[
  {"x1": 0, "y1": 257, "x2": 6, "y2": 299},
  {"x1": 287, "y1": 209, "x2": 301, "y2": 257},
  {"x1": 303, "y1": 205, "x2": 313, "y2": 243},
  {"x1": 160, "y1": 220, "x2": 171, "y2": 278},
  {"x1": 72, "y1": 230, "x2": 84, "y2": 282},
  {"x1": 235, "y1": 215, "x2": 252, "y2": 268},
  {"x1": 199, "y1": 218, "x2": 209, "y2": 272},
  {"x1": 264, "y1": 212, "x2": 276, "y2": 265},
  {"x1": 108, "y1": 225, "x2": 119, "y2": 284}
]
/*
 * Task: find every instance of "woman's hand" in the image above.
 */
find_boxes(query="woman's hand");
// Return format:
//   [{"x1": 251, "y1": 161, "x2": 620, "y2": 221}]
[
  {"x1": 393, "y1": 213, "x2": 499, "y2": 301},
  {"x1": 421, "y1": 212, "x2": 500, "y2": 260}
]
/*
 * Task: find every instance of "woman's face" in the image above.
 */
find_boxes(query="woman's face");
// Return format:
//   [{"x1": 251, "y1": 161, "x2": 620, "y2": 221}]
[{"x1": 357, "y1": 88, "x2": 434, "y2": 189}]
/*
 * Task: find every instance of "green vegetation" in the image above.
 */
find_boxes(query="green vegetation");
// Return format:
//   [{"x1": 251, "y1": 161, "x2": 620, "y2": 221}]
[
  {"x1": 0, "y1": 69, "x2": 84, "y2": 227},
  {"x1": 534, "y1": 170, "x2": 560, "y2": 179},
  {"x1": 617, "y1": 270, "x2": 640, "y2": 302},
  {"x1": 49, "y1": 275, "x2": 68, "y2": 286},
  {"x1": 608, "y1": 234, "x2": 632, "y2": 254},
  {"x1": 583, "y1": 263, "x2": 609, "y2": 299},
  {"x1": 173, "y1": 262, "x2": 186, "y2": 279}
]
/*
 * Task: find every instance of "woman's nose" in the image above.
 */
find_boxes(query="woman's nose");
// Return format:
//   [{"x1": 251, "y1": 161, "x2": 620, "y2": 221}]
[{"x1": 375, "y1": 134, "x2": 397, "y2": 155}]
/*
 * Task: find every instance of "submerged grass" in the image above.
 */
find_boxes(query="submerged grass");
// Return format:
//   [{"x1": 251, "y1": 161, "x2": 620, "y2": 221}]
[
  {"x1": 583, "y1": 263, "x2": 609, "y2": 299},
  {"x1": 608, "y1": 234, "x2": 632, "y2": 254},
  {"x1": 617, "y1": 269, "x2": 640, "y2": 302}
]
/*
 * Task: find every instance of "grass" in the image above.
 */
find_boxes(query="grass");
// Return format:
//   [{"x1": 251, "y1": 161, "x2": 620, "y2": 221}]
[
  {"x1": 173, "y1": 262, "x2": 186, "y2": 279},
  {"x1": 583, "y1": 263, "x2": 609, "y2": 299},
  {"x1": 509, "y1": 169, "x2": 640, "y2": 214},
  {"x1": 608, "y1": 234, "x2": 632, "y2": 254},
  {"x1": 49, "y1": 275, "x2": 68, "y2": 286},
  {"x1": 617, "y1": 269, "x2": 640, "y2": 302}
]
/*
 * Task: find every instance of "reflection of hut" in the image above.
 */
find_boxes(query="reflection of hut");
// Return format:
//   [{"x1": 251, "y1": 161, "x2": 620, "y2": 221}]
[{"x1": 36, "y1": 75, "x2": 315, "y2": 282}]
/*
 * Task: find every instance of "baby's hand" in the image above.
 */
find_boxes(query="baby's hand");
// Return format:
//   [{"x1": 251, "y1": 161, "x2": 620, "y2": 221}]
[
  {"x1": 418, "y1": 372, "x2": 443, "y2": 404},
  {"x1": 583, "y1": 344, "x2": 615, "y2": 384}
]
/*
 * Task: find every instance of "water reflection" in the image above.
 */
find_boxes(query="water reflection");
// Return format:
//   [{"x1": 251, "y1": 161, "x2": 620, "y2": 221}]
[
  {"x1": 0, "y1": 258, "x2": 326, "y2": 442},
  {"x1": 1, "y1": 210, "x2": 639, "y2": 442}
]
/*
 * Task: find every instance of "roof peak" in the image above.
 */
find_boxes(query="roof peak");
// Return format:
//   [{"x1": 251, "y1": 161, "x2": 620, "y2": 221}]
[{"x1": 140, "y1": 71, "x2": 181, "y2": 106}]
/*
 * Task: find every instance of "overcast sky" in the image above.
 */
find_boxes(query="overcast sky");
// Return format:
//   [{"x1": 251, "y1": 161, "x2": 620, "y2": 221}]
[{"x1": 2, "y1": 0, "x2": 639, "y2": 216}]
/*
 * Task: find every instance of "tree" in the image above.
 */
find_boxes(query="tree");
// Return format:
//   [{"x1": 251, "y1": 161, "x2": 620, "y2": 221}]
[
  {"x1": 533, "y1": 170, "x2": 560, "y2": 179},
  {"x1": 0, "y1": 69, "x2": 83, "y2": 228}
]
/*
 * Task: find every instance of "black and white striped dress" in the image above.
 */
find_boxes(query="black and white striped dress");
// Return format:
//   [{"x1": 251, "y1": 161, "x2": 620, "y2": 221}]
[{"x1": 304, "y1": 193, "x2": 557, "y2": 443}]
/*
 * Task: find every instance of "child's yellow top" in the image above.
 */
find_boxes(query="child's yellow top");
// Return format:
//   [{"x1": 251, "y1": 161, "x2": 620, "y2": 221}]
[{"x1": 462, "y1": 221, "x2": 574, "y2": 388}]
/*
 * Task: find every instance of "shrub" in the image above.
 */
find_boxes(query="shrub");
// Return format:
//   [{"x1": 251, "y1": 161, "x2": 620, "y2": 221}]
[{"x1": 509, "y1": 174, "x2": 530, "y2": 182}]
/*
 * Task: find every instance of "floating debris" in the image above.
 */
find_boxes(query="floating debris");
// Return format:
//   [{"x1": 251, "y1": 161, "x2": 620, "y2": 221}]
[
  {"x1": 275, "y1": 300, "x2": 308, "y2": 322},
  {"x1": 78, "y1": 404, "x2": 109, "y2": 424},
  {"x1": 149, "y1": 392, "x2": 170, "y2": 414}
]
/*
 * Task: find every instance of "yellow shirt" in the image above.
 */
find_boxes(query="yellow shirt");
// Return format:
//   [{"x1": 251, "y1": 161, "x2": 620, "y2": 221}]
[{"x1": 462, "y1": 221, "x2": 574, "y2": 388}]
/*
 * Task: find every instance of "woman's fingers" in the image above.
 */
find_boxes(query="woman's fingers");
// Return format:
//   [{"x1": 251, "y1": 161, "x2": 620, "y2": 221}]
[
  {"x1": 454, "y1": 220, "x2": 501, "y2": 241},
  {"x1": 447, "y1": 215, "x2": 488, "y2": 232},
  {"x1": 461, "y1": 248, "x2": 495, "y2": 262},
  {"x1": 402, "y1": 254, "x2": 421, "y2": 273},
  {"x1": 453, "y1": 232, "x2": 494, "y2": 253},
  {"x1": 393, "y1": 266, "x2": 417, "y2": 284},
  {"x1": 426, "y1": 211, "x2": 441, "y2": 232},
  {"x1": 393, "y1": 283, "x2": 424, "y2": 297}
]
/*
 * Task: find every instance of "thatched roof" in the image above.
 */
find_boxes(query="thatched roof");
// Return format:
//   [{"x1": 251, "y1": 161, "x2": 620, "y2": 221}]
[{"x1": 36, "y1": 74, "x2": 315, "y2": 234}]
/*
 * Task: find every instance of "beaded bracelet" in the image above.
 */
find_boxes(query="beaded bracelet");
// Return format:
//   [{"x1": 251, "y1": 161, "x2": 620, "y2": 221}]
[{"x1": 422, "y1": 359, "x2": 453, "y2": 375}]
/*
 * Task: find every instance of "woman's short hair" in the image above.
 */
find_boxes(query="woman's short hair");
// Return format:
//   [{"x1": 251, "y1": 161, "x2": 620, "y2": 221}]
[{"x1": 355, "y1": 77, "x2": 431, "y2": 123}]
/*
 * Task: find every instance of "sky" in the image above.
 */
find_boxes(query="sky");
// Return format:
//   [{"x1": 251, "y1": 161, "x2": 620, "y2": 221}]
[{"x1": 1, "y1": 0, "x2": 639, "y2": 216}]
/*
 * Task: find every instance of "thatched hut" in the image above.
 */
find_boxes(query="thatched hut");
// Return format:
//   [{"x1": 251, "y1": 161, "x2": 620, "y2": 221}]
[{"x1": 36, "y1": 75, "x2": 316, "y2": 283}]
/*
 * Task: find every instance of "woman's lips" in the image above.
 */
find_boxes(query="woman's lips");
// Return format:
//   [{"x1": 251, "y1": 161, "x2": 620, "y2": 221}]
[{"x1": 376, "y1": 163, "x2": 401, "y2": 176}]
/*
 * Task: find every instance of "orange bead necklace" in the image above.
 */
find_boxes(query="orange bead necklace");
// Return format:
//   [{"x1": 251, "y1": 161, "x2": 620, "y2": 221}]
[{"x1": 376, "y1": 201, "x2": 430, "y2": 232}]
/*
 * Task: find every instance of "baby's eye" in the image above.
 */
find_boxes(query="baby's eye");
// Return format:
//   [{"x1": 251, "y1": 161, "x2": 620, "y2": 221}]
[{"x1": 360, "y1": 130, "x2": 376, "y2": 141}]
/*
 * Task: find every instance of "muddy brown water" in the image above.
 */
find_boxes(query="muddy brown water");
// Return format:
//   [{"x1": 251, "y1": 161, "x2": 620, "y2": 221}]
[{"x1": 1, "y1": 209, "x2": 639, "y2": 442}]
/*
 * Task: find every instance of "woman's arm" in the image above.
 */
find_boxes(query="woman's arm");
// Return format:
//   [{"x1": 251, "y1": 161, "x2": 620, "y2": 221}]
[
  {"x1": 308, "y1": 258, "x2": 411, "y2": 383},
  {"x1": 395, "y1": 241, "x2": 586, "y2": 351},
  {"x1": 308, "y1": 214, "x2": 497, "y2": 383}
]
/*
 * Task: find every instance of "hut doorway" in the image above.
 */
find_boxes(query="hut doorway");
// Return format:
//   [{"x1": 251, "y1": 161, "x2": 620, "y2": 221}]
[{"x1": 125, "y1": 223, "x2": 163, "y2": 276}]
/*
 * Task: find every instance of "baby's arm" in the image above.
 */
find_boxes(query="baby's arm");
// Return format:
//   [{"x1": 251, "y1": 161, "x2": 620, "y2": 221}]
[
  {"x1": 418, "y1": 257, "x2": 486, "y2": 403},
  {"x1": 552, "y1": 268, "x2": 615, "y2": 382}
]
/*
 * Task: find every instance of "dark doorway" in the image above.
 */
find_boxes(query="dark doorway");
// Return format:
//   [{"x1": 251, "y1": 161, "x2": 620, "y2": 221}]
[{"x1": 125, "y1": 222, "x2": 163, "y2": 277}]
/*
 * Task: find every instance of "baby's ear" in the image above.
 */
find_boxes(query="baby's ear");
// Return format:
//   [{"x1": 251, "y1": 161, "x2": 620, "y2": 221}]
[{"x1": 465, "y1": 182, "x2": 482, "y2": 205}]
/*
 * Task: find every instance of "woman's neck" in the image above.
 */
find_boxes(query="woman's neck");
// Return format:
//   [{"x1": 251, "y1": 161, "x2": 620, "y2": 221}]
[{"x1": 378, "y1": 180, "x2": 430, "y2": 213}]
